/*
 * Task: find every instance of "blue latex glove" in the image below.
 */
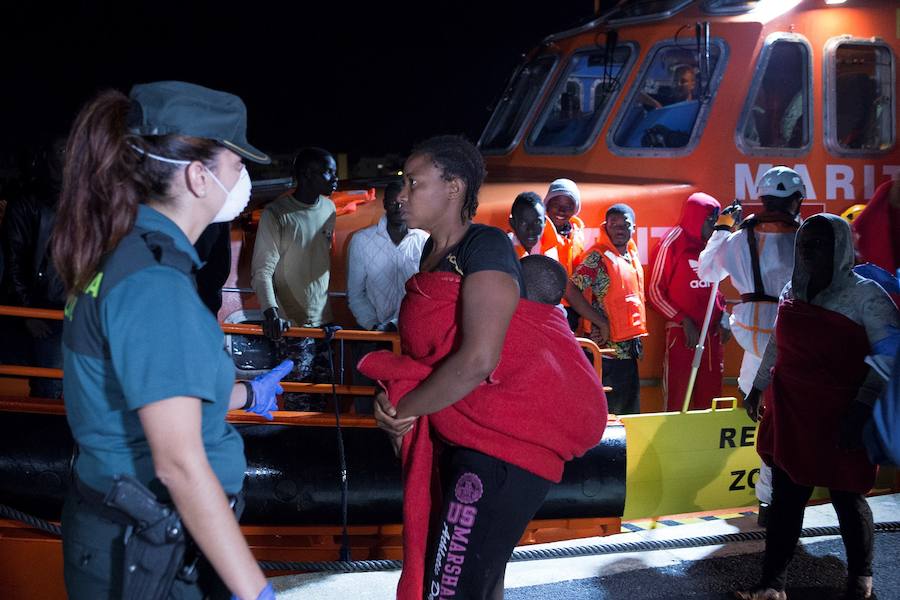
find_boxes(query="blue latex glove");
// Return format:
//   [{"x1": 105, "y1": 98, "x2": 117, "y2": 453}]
[
  {"x1": 231, "y1": 582, "x2": 275, "y2": 600},
  {"x1": 246, "y1": 360, "x2": 294, "y2": 421}
]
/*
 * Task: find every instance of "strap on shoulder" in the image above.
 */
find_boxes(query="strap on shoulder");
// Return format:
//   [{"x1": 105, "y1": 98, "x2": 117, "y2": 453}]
[{"x1": 140, "y1": 230, "x2": 196, "y2": 276}]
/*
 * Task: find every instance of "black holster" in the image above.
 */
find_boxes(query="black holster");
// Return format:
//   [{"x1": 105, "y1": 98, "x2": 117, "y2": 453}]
[
  {"x1": 75, "y1": 474, "x2": 243, "y2": 599},
  {"x1": 73, "y1": 475, "x2": 184, "y2": 599},
  {"x1": 98, "y1": 474, "x2": 186, "y2": 600}
]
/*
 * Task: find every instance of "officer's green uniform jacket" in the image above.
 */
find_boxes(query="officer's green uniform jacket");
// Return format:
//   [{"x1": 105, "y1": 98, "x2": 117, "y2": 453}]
[{"x1": 62, "y1": 205, "x2": 245, "y2": 498}]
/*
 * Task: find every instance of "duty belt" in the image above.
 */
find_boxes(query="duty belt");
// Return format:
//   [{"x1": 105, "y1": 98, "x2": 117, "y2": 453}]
[
  {"x1": 73, "y1": 474, "x2": 136, "y2": 526},
  {"x1": 72, "y1": 474, "x2": 243, "y2": 599}
]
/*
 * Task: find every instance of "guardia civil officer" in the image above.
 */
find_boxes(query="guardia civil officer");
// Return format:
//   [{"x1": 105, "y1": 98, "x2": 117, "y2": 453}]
[{"x1": 53, "y1": 82, "x2": 287, "y2": 600}]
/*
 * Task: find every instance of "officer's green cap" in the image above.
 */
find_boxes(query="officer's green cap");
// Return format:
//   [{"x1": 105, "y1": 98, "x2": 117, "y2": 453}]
[{"x1": 127, "y1": 81, "x2": 270, "y2": 164}]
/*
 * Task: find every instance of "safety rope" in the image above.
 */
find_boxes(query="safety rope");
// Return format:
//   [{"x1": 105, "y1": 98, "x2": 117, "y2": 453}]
[
  {"x1": 259, "y1": 558, "x2": 402, "y2": 573},
  {"x1": 0, "y1": 503, "x2": 62, "y2": 536},
  {"x1": 255, "y1": 521, "x2": 900, "y2": 573},
  {"x1": 3, "y1": 501, "x2": 897, "y2": 574}
]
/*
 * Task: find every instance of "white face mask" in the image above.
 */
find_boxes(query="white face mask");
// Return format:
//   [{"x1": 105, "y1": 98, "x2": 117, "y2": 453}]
[
  {"x1": 205, "y1": 166, "x2": 251, "y2": 223},
  {"x1": 130, "y1": 145, "x2": 252, "y2": 223}
]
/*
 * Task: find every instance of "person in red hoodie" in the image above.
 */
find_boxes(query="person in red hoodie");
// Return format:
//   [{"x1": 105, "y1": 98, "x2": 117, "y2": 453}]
[
  {"x1": 647, "y1": 192, "x2": 729, "y2": 411},
  {"x1": 852, "y1": 172, "x2": 900, "y2": 274}
]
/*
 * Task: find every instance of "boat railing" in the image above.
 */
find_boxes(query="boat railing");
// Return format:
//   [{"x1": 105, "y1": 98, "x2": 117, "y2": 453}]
[
  {"x1": 0, "y1": 304, "x2": 612, "y2": 423},
  {"x1": 0, "y1": 305, "x2": 65, "y2": 386}
]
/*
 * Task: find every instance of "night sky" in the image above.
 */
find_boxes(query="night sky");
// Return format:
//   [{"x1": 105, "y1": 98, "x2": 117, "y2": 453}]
[{"x1": 3, "y1": 1, "x2": 596, "y2": 169}]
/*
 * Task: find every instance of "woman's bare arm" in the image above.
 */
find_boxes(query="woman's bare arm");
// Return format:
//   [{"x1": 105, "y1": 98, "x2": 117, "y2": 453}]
[
  {"x1": 139, "y1": 397, "x2": 267, "y2": 600},
  {"x1": 229, "y1": 383, "x2": 248, "y2": 411},
  {"x1": 394, "y1": 270, "x2": 520, "y2": 418}
]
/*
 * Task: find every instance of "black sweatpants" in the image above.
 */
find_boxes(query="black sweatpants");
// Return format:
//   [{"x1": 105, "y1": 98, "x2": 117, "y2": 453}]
[
  {"x1": 602, "y1": 356, "x2": 640, "y2": 415},
  {"x1": 423, "y1": 447, "x2": 552, "y2": 600},
  {"x1": 761, "y1": 466, "x2": 874, "y2": 591}
]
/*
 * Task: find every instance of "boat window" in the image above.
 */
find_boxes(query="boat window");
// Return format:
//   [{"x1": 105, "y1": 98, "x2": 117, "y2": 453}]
[
  {"x1": 479, "y1": 56, "x2": 557, "y2": 154},
  {"x1": 526, "y1": 45, "x2": 636, "y2": 154},
  {"x1": 609, "y1": 39, "x2": 726, "y2": 154},
  {"x1": 825, "y1": 38, "x2": 895, "y2": 156},
  {"x1": 737, "y1": 35, "x2": 812, "y2": 156},
  {"x1": 603, "y1": 0, "x2": 692, "y2": 26},
  {"x1": 701, "y1": 0, "x2": 760, "y2": 15}
]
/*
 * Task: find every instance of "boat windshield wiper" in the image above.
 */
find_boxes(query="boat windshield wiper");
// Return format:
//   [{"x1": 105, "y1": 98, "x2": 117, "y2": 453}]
[
  {"x1": 695, "y1": 21, "x2": 712, "y2": 102},
  {"x1": 603, "y1": 28, "x2": 620, "y2": 94}
]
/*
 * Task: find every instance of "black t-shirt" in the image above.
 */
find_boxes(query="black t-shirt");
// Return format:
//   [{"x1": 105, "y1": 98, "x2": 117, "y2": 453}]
[{"x1": 421, "y1": 224, "x2": 526, "y2": 297}]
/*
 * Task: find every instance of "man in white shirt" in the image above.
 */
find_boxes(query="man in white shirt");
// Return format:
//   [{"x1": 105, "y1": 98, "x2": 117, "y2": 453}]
[
  {"x1": 347, "y1": 181, "x2": 427, "y2": 412},
  {"x1": 697, "y1": 165, "x2": 805, "y2": 523},
  {"x1": 347, "y1": 181, "x2": 427, "y2": 331}
]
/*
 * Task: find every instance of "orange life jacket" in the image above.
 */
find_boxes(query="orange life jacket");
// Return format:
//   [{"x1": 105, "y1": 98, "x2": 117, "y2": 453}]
[
  {"x1": 590, "y1": 225, "x2": 648, "y2": 342},
  {"x1": 512, "y1": 243, "x2": 528, "y2": 259},
  {"x1": 540, "y1": 216, "x2": 585, "y2": 276},
  {"x1": 509, "y1": 232, "x2": 560, "y2": 262}
]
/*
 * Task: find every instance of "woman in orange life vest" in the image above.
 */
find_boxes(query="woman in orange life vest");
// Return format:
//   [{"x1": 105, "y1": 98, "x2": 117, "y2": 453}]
[
  {"x1": 565, "y1": 203, "x2": 649, "y2": 415},
  {"x1": 541, "y1": 178, "x2": 585, "y2": 330}
]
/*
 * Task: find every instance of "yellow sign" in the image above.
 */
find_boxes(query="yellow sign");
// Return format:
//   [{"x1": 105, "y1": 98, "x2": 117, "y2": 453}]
[{"x1": 621, "y1": 399, "x2": 762, "y2": 520}]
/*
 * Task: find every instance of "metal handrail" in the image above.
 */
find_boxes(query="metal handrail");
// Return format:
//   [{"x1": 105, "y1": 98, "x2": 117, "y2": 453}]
[
  {"x1": 0, "y1": 304, "x2": 611, "y2": 407},
  {"x1": 0, "y1": 305, "x2": 63, "y2": 320},
  {"x1": 221, "y1": 322, "x2": 401, "y2": 354}
]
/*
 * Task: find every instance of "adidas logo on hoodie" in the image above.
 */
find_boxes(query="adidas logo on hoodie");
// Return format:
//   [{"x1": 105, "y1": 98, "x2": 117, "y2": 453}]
[{"x1": 689, "y1": 259, "x2": 712, "y2": 289}]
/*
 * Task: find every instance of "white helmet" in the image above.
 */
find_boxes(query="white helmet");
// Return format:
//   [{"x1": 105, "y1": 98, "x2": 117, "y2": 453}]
[{"x1": 757, "y1": 166, "x2": 806, "y2": 199}]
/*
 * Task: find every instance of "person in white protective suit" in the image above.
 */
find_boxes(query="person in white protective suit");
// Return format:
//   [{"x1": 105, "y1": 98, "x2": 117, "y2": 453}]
[{"x1": 696, "y1": 166, "x2": 805, "y2": 523}]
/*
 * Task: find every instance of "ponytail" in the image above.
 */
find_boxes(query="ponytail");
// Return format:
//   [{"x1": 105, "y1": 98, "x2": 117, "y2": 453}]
[
  {"x1": 53, "y1": 89, "x2": 222, "y2": 294},
  {"x1": 54, "y1": 90, "x2": 139, "y2": 293}
]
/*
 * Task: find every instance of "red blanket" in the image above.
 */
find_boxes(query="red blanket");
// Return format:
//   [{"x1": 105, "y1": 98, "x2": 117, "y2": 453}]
[
  {"x1": 358, "y1": 272, "x2": 606, "y2": 599},
  {"x1": 853, "y1": 178, "x2": 899, "y2": 273},
  {"x1": 757, "y1": 299, "x2": 876, "y2": 493}
]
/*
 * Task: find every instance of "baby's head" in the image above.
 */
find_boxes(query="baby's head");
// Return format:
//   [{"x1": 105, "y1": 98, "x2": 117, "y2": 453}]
[{"x1": 520, "y1": 254, "x2": 567, "y2": 306}]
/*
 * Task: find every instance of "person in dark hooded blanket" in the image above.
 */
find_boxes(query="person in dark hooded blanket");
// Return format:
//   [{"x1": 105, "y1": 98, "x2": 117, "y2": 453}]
[{"x1": 737, "y1": 214, "x2": 899, "y2": 600}]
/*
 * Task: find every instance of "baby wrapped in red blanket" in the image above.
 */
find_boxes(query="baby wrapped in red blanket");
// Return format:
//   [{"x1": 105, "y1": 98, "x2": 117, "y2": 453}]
[{"x1": 359, "y1": 271, "x2": 607, "y2": 599}]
